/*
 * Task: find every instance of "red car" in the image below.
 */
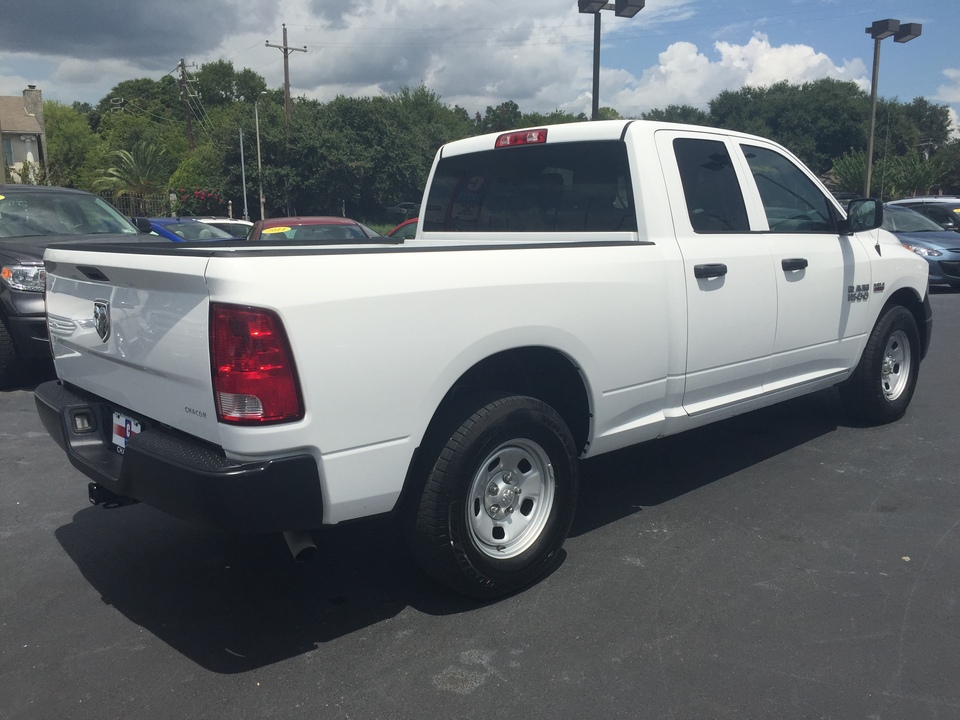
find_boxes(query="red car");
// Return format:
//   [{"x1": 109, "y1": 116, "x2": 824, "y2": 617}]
[
  {"x1": 388, "y1": 217, "x2": 418, "y2": 240},
  {"x1": 247, "y1": 216, "x2": 393, "y2": 243}
]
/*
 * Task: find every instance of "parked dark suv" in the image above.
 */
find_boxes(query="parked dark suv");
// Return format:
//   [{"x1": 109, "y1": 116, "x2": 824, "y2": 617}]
[
  {"x1": 887, "y1": 196, "x2": 960, "y2": 233},
  {"x1": 0, "y1": 185, "x2": 147, "y2": 387}
]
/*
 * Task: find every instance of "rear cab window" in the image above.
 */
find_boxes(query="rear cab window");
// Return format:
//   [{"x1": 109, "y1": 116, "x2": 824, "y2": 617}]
[
  {"x1": 672, "y1": 138, "x2": 750, "y2": 233},
  {"x1": 422, "y1": 140, "x2": 637, "y2": 234}
]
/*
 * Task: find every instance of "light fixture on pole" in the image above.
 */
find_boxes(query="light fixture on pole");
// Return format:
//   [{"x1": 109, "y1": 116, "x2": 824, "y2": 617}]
[
  {"x1": 579, "y1": 0, "x2": 645, "y2": 120},
  {"x1": 863, "y1": 18, "x2": 922, "y2": 198},
  {"x1": 255, "y1": 91, "x2": 266, "y2": 221}
]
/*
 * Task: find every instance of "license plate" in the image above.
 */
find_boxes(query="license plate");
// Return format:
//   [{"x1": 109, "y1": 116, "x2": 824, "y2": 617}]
[{"x1": 112, "y1": 412, "x2": 141, "y2": 453}]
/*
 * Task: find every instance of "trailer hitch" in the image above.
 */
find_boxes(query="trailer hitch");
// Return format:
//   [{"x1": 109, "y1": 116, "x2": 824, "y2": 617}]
[{"x1": 88, "y1": 483, "x2": 139, "y2": 509}]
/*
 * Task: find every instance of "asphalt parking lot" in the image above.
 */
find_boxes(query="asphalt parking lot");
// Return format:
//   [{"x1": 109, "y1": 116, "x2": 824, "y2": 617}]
[{"x1": 2, "y1": 289, "x2": 958, "y2": 720}]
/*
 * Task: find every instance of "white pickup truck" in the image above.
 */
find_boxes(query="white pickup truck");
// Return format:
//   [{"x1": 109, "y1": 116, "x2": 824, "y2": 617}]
[{"x1": 35, "y1": 120, "x2": 932, "y2": 598}]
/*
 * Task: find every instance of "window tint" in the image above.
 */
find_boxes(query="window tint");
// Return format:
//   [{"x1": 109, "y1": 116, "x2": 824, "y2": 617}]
[
  {"x1": 673, "y1": 138, "x2": 750, "y2": 233},
  {"x1": 0, "y1": 191, "x2": 138, "y2": 238},
  {"x1": 742, "y1": 144, "x2": 835, "y2": 233},
  {"x1": 423, "y1": 141, "x2": 636, "y2": 233}
]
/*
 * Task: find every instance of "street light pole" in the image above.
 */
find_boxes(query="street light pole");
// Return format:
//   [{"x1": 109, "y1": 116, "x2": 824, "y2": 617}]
[
  {"x1": 239, "y1": 128, "x2": 249, "y2": 221},
  {"x1": 579, "y1": 0, "x2": 645, "y2": 121},
  {"x1": 255, "y1": 92, "x2": 266, "y2": 221},
  {"x1": 863, "y1": 18, "x2": 922, "y2": 198},
  {"x1": 592, "y1": 12, "x2": 601, "y2": 121}
]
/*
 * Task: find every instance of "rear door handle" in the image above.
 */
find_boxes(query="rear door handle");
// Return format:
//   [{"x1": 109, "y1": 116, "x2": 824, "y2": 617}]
[
  {"x1": 781, "y1": 258, "x2": 808, "y2": 271},
  {"x1": 694, "y1": 263, "x2": 728, "y2": 279}
]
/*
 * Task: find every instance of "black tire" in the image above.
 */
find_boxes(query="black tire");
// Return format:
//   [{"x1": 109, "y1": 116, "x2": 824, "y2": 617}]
[
  {"x1": 407, "y1": 395, "x2": 579, "y2": 599},
  {"x1": 0, "y1": 319, "x2": 19, "y2": 390},
  {"x1": 840, "y1": 305, "x2": 920, "y2": 424}
]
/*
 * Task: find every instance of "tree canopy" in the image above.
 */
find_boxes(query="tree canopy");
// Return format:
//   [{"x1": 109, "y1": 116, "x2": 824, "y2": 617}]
[{"x1": 35, "y1": 68, "x2": 960, "y2": 223}]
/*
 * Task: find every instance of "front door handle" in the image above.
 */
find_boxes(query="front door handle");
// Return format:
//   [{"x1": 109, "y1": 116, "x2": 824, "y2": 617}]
[
  {"x1": 781, "y1": 258, "x2": 808, "y2": 271},
  {"x1": 694, "y1": 263, "x2": 728, "y2": 279}
]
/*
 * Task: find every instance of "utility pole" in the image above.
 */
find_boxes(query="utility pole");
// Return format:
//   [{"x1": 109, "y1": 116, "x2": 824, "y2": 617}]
[
  {"x1": 177, "y1": 58, "x2": 196, "y2": 150},
  {"x1": 266, "y1": 24, "x2": 306, "y2": 137},
  {"x1": 0, "y1": 108, "x2": 6, "y2": 184}
]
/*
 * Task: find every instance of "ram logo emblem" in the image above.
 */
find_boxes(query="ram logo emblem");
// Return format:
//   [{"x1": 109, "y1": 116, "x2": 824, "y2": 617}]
[{"x1": 93, "y1": 300, "x2": 111, "y2": 343}]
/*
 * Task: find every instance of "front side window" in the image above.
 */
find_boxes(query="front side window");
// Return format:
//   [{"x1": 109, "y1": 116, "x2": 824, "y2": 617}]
[
  {"x1": 673, "y1": 138, "x2": 750, "y2": 233},
  {"x1": 423, "y1": 140, "x2": 636, "y2": 233},
  {"x1": 742, "y1": 144, "x2": 835, "y2": 233}
]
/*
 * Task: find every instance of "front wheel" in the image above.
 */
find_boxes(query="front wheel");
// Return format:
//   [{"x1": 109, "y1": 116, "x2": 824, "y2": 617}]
[
  {"x1": 407, "y1": 395, "x2": 579, "y2": 599},
  {"x1": 840, "y1": 305, "x2": 920, "y2": 424}
]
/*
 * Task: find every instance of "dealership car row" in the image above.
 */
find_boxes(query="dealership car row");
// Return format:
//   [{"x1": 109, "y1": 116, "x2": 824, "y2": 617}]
[{"x1": 0, "y1": 183, "x2": 419, "y2": 386}]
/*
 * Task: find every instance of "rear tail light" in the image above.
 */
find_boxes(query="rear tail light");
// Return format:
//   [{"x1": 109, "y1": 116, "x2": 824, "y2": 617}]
[
  {"x1": 210, "y1": 303, "x2": 304, "y2": 424},
  {"x1": 495, "y1": 128, "x2": 548, "y2": 148}
]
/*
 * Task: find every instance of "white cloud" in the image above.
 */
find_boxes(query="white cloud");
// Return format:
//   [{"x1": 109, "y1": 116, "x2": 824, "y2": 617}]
[
  {"x1": 609, "y1": 33, "x2": 867, "y2": 117},
  {"x1": 936, "y1": 68, "x2": 960, "y2": 104},
  {"x1": 945, "y1": 107, "x2": 960, "y2": 140},
  {"x1": 717, "y1": 34, "x2": 865, "y2": 89}
]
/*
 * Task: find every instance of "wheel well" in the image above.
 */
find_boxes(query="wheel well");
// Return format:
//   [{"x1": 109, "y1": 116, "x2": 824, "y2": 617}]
[
  {"x1": 882, "y1": 287, "x2": 929, "y2": 358},
  {"x1": 397, "y1": 347, "x2": 591, "y2": 515},
  {"x1": 438, "y1": 347, "x2": 591, "y2": 453}
]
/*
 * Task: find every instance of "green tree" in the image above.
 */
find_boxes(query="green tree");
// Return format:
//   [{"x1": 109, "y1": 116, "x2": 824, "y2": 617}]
[
  {"x1": 520, "y1": 109, "x2": 585, "y2": 126},
  {"x1": 829, "y1": 151, "x2": 866, "y2": 195},
  {"x1": 477, "y1": 101, "x2": 523, "y2": 133},
  {"x1": 93, "y1": 76, "x2": 181, "y2": 132},
  {"x1": 94, "y1": 142, "x2": 174, "y2": 214},
  {"x1": 882, "y1": 153, "x2": 947, "y2": 199},
  {"x1": 935, "y1": 140, "x2": 960, "y2": 194},
  {"x1": 641, "y1": 105, "x2": 710, "y2": 126},
  {"x1": 902, "y1": 97, "x2": 952, "y2": 155},
  {"x1": 195, "y1": 60, "x2": 268, "y2": 107},
  {"x1": 597, "y1": 107, "x2": 623, "y2": 121},
  {"x1": 43, "y1": 100, "x2": 103, "y2": 188},
  {"x1": 710, "y1": 79, "x2": 874, "y2": 175}
]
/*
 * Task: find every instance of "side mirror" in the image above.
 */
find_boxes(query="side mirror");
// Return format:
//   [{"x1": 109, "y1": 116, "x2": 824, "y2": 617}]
[
  {"x1": 131, "y1": 216, "x2": 153, "y2": 233},
  {"x1": 839, "y1": 198, "x2": 882, "y2": 234}
]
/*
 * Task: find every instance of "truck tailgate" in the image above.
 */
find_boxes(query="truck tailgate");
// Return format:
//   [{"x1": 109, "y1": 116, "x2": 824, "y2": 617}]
[{"x1": 44, "y1": 247, "x2": 220, "y2": 444}]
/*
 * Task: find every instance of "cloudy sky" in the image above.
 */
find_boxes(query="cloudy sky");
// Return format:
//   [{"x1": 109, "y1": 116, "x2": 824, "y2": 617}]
[{"x1": 0, "y1": 0, "x2": 957, "y2": 131}]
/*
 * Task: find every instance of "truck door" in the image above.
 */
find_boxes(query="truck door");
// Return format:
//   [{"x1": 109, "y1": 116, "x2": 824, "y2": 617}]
[
  {"x1": 656, "y1": 131, "x2": 777, "y2": 416},
  {"x1": 735, "y1": 141, "x2": 873, "y2": 391}
]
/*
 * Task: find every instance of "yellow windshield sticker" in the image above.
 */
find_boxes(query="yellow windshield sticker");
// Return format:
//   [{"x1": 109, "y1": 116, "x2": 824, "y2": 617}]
[
  {"x1": 263, "y1": 226, "x2": 291, "y2": 234},
  {"x1": 0, "y1": 195, "x2": 5, "y2": 201}
]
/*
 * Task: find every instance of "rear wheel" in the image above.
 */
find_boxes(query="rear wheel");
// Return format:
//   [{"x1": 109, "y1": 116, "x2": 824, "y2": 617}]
[
  {"x1": 840, "y1": 305, "x2": 920, "y2": 424},
  {"x1": 407, "y1": 395, "x2": 579, "y2": 599}
]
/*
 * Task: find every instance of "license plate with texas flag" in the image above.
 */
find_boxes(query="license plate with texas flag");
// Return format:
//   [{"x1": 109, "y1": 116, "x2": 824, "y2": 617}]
[{"x1": 111, "y1": 412, "x2": 141, "y2": 453}]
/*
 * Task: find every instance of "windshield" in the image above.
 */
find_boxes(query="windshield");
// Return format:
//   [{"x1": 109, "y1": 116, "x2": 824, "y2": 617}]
[
  {"x1": 0, "y1": 190, "x2": 139, "y2": 239},
  {"x1": 160, "y1": 220, "x2": 236, "y2": 240},
  {"x1": 883, "y1": 205, "x2": 945, "y2": 233}
]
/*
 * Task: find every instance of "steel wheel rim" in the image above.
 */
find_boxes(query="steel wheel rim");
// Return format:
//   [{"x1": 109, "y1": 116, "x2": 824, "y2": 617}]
[
  {"x1": 465, "y1": 438, "x2": 555, "y2": 559},
  {"x1": 881, "y1": 329, "x2": 911, "y2": 401}
]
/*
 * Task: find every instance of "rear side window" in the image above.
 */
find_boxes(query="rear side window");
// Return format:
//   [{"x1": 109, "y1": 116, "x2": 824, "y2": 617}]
[
  {"x1": 422, "y1": 141, "x2": 636, "y2": 233},
  {"x1": 673, "y1": 138, "x2": 750, "y2": 233}
]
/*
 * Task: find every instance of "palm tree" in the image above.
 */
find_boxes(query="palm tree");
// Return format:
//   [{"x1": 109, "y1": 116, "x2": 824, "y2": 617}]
[{"x1": 95, "y1": 142, "x2": 172, "y2": 215}]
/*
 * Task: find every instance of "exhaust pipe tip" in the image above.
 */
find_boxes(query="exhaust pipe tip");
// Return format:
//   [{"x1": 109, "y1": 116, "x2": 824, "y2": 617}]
[{"x1": 283, "y1": 530, "x2": 317, "y2": 562}]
